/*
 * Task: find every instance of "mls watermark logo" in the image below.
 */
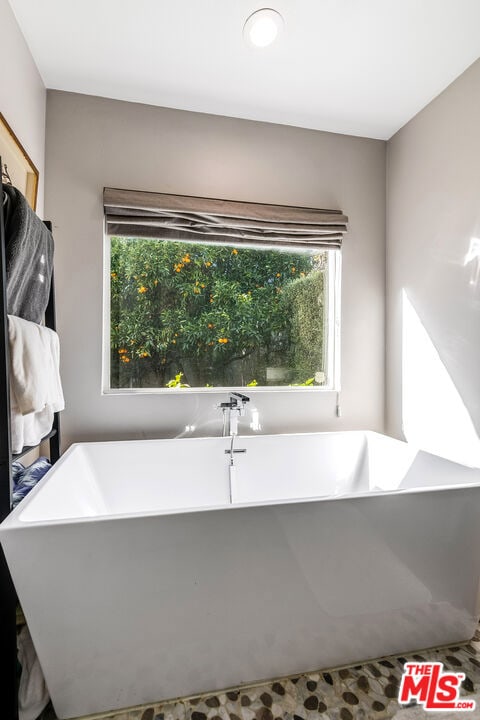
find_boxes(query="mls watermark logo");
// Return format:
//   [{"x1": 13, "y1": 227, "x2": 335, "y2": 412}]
[{"x1": 398, "y1": 662, "x2": 476, "y2": 712}]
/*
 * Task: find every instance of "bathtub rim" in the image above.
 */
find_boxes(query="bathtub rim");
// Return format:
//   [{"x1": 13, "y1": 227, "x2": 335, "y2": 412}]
[{"x1": 2, "y1": 429, "x2": 480, "y2": 530}]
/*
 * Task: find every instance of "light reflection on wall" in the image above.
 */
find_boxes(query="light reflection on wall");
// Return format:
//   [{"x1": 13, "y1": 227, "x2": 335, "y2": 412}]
[
  {"x1": 401, "y1": 289, "x2": 480, "y2": 467},
  {"x1": 464, "y1": 236, "x2": 480, "y2": 287}
]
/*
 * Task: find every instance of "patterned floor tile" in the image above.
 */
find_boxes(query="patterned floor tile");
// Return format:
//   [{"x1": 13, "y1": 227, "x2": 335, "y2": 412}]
[{"x1": 134, "y1": 701, "x2": 187, "y2": 720}]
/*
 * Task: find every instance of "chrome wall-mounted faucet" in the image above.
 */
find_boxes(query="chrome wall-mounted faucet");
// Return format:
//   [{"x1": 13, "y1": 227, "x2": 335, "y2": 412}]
[{"x1": 218, "y1": 392, "x2": 250, "y2": 437}]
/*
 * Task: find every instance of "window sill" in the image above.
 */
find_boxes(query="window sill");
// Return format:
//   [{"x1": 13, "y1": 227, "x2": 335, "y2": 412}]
[{"x1": 101, "y1": 385, "x2": 339, "y2": 396}]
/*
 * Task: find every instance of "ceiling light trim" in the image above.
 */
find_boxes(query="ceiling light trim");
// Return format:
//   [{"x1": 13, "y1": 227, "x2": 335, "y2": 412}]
[{"x1": 243, "y1": 8, "x2": 284, "y2": 49}]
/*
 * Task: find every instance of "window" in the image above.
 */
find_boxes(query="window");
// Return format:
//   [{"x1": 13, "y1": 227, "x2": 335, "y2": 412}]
[
  {"x1": 105, "y1": 237, "x2": 340, "y2": 391},
  {"x1": 102, "y1": 187, "x2": 346, "y2": 393}
]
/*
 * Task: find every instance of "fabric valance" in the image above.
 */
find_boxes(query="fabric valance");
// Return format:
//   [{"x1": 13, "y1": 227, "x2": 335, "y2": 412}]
[{"x1": 104, "y1": 187, "x2": 348, "y2": 251}]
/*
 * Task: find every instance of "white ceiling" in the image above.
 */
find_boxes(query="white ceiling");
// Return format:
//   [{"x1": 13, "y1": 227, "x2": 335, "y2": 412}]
[{"x1": 8, "y1": 0, "x2": 480, "y2": 140}]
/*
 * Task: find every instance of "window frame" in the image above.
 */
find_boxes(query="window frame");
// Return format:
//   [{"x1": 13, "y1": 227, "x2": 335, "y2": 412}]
[{"x1": 102, "y1": 233, "x2": 341, "y2": 395}]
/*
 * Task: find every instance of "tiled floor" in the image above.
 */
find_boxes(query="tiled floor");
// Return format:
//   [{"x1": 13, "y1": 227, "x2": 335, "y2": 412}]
[{"x1": 38, "y1": 627, "x2": 480, "y2": 720}]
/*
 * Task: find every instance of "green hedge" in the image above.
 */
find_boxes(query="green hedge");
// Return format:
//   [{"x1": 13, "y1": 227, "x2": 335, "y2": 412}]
[{"x1": 282, "y1": 271, "x2": 324, "y2": 384}]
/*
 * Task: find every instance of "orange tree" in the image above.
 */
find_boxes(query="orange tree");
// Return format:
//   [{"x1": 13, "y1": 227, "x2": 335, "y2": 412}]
[{"x1": 110, "y1": 237, "x2": 319, "y2": 388}]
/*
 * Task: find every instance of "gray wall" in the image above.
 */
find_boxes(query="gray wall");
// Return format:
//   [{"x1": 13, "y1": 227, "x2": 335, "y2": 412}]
[
  {"x1": 0, "y1": 0, "x2": 46, "y2": 214},
  {"x1": 386, "y1": 58, "x2": 480, "y2": 463},
  {"x1": 46, "y1": 90, "x2": 386, "y2": 448}
]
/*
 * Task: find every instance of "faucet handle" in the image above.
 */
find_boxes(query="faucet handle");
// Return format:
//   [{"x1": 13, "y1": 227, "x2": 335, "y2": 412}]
[{"x1": 230, "y1": 392, "x2": 250, "y2": 404}]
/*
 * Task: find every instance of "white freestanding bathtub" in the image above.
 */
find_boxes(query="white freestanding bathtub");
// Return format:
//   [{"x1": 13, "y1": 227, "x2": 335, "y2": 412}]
[{"x1": 2, "y1": 431, "x2": 480, "y2": 719}]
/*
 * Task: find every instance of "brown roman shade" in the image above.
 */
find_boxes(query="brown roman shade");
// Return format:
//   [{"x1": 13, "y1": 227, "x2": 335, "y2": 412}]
[{"x1": 104, "y1": 187, "x2": 348, "y2": 251}]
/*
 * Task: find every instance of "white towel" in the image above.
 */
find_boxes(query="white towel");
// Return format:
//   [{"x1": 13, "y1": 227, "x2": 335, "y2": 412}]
[
  {"x1": 17, "y1": 625, "x2": 50, "y2": 720},
  {"x1": 8, "y1": 315, "x2": 64, "y2": 415},
  {"x1": 8, "y1": 315, "x2": 64, "y2": 454},
  {"x1": 10, "y1": 405, "x2": 55, "y2": 455}
]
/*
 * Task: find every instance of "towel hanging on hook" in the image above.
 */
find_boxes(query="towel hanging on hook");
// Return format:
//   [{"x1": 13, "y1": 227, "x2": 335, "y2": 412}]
[{"x1": 2, "y1": 185, "x2": 54, "y2": 324}]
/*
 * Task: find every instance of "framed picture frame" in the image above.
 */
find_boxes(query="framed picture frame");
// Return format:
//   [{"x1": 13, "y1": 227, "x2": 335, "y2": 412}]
[{"x1": 0, "y1": 112, "x2": 39, "y2": 211}]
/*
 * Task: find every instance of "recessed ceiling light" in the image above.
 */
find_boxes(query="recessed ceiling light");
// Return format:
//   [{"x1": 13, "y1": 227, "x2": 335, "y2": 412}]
[{"x1": 243, "y1": 9, "x2": 284, "y2": 49}]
